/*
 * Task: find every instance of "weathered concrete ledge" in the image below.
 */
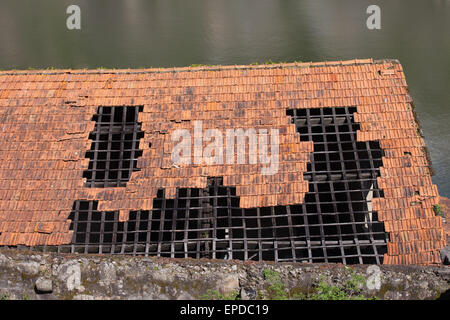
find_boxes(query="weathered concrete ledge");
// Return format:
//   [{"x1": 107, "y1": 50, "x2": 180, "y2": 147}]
[{"x1": 0, "y1": 248, "x2": 448, "y2": 300}]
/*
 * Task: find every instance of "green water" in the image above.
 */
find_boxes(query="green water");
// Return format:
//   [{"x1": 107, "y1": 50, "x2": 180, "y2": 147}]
[{"x1": 1, "y1": 0, "x2": 449, "y2": 195}]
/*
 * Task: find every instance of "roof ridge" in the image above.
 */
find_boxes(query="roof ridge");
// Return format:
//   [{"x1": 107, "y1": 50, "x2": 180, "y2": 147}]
[{"x1": 0, "y1": 58, "x2": 401, "y2": 76}]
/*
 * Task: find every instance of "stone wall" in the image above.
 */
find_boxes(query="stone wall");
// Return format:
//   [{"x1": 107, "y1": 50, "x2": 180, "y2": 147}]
[{"x1": 0, "y1": 248, "x2": 448, "y2": 300}]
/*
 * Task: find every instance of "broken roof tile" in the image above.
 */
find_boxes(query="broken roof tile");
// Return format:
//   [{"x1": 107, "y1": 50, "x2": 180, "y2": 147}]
[{"x1": 0, "y1": 59, "x2": 444, "y2": 265}]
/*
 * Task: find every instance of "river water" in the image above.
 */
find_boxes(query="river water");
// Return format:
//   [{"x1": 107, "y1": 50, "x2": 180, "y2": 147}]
[{"x1": 1, "y1": 0, "x2": 449, "y2": 195}]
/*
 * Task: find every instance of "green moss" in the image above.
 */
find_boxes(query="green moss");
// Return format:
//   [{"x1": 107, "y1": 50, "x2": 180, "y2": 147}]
[
  {"x1": 199, "y1": 289, "x2": 239, "y2": 300},
  {"x1": 189, "y1": 64, "x2": 214, "y2": 67},
  {"x1": 433, "y1": 204, "x2": 444, "y2": 217},
  {"x1": 257, "y1": 290, "x2": 265, "y2": 300},
  {"x1": 261, "y1": 268, "x2": 377, "y2": 300},
  {"x1": 308, "y1": 277, "x2": 371, "y2": 300},
  {"x1": 262, "y1": 268, "x2": 310, "y2": 300},
  {"x1": 190, "y1": 60, "x2": 302, "y2": 69},
  {"x1": 263, "y1": 268, "x2": 289, "y2": 300},
  {"x1": 250, "y1": 59, "x2": 303, "y2": 65}
]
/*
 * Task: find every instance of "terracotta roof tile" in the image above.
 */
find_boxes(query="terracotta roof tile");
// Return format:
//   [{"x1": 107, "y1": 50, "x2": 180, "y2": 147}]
[{"x1": 0, "y1": 59, "x2": 444, "y2": 264}]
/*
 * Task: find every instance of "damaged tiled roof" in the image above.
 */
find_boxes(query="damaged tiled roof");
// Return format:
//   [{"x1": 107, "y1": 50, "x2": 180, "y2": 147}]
[{"x1": 0, "y1": 58, "x2": 445, "y2": 264}]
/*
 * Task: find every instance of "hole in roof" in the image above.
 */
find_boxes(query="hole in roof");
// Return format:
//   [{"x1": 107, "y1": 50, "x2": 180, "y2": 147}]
[
  {"x1": 82, "y1": 106, "x2": 144, "y2": 188},
  {"x1": 63, "y1": 106, "x2": 388, "y2": 264}
]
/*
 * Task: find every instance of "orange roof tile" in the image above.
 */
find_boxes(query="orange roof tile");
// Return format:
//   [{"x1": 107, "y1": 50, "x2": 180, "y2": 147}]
[{"x1": 0, "y1": 59, "x2": 445, "y2": 265}]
